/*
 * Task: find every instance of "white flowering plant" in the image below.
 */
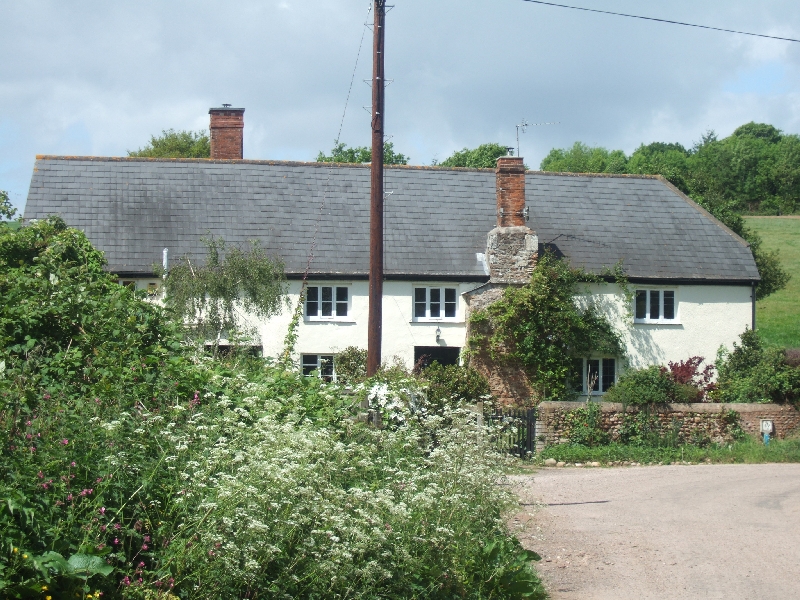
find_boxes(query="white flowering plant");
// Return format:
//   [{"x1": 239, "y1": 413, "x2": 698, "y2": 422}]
[{"x1": 0, "y1": 221, "x2": 544, "y2": 599}]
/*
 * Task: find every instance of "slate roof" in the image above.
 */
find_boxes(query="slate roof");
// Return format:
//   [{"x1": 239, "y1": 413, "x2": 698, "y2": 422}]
[{"x1": 23, "y1": 156, "x2": 759, "y2": 283}]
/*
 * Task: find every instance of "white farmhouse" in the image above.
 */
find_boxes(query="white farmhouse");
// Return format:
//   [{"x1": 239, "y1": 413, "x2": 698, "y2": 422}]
[{"x1": 23, "y1": 107, "x2": 759, "y2": 401}]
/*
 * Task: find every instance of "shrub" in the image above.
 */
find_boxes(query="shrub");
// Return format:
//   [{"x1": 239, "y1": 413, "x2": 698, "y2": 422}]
[
  {"x1": 419, "y1": 362, "x2": 491, "y2": 413},
  {"x1": 333, "y1": 346, "x2": 367, "y2": 385},
  {"x1": 603, "y1": 365, "x2": 675, "y2": 405},
  {"x1": 715, "y1": 329, "x2": 800, "y2": 404},
  {"x1": 563, "y1": 402, "x2": 609, "y2": 447},
  {"x1": 666, "y1": 356, "x2": 716, "y2": 401}
]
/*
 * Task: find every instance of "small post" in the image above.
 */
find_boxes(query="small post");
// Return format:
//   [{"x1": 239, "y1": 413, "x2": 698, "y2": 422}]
[{"x1": 162, "y1": 248, "x2": 169, "y2": 279}]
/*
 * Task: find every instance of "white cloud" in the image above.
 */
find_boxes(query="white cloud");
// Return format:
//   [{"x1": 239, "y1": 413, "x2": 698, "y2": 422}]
[{"x1": 2, "y1": 0, "x2": 800, "y2": 211}]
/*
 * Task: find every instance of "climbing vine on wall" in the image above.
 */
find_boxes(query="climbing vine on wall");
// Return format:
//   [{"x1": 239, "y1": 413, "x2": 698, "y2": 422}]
[{"x1": 468, "y1": 251, "x2": 625, "y2": 401}]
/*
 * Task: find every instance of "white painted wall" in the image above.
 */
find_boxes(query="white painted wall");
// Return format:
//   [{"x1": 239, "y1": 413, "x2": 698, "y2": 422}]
[
  {"x1": 579, "y1": 282, "x2": 753, "y2": 369},
  {"x1": 119, "y1": 277, "x2": 754, "y2": 373},
  {"x1": 255, "y1": 280, "x2": 483, "y2": 368}
]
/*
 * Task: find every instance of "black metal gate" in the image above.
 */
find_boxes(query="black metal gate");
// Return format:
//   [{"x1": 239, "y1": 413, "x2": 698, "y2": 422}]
[{"x1": 489, "y1": 408, "x2": 537, "y2": 457}]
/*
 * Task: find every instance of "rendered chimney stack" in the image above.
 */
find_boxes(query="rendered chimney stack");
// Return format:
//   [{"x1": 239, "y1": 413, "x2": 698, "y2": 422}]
[
  {"x1": 495, "y1": 156, "x2": 526, "y2": 227},
  {"x1": 209, "y1": 105, "x2": 245, "y2": 160}
]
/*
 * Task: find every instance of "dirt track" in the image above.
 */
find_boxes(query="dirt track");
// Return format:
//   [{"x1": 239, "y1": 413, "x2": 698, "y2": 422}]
[{"x1": 509, "y1": 464, "x2": 800, "y2": 600}]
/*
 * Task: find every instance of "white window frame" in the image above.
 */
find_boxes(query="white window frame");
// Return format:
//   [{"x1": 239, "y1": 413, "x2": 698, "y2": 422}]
[
  {"x1": 572, "y1": 357, "x2": 617, "y2": 396},
  {"x1": 301, "y1": 354, "x2": 336, "y2": 381},
  {"x1": 412, "y1": 286, "x2": 459, "y2": 322},
  {"x1": 633, "y1": 288, "x2": 679, "y2": 324},
  {"x1": 305, "y1": 285, "x2": 352, "y2": 322}
]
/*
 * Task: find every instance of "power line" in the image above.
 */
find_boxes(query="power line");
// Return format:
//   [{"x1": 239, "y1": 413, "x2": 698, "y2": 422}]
[{"x1": 520, "y1": 0, "x2": 800, "y2": 43}]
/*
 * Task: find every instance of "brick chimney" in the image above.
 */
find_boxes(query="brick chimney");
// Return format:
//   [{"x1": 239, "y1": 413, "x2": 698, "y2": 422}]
[
  {"x1": 209, "y1": 105, "x2": 244, "y2": 160},
  {"x1": 496, "y1": 156, "x2": 526, "y2": 226},
  {"x1": 486, "y1": 156, "x2": 537, "y2": 283}
]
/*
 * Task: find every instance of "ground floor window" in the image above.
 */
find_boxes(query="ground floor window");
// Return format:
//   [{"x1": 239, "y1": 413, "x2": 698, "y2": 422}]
[
  {"x1": 571, "y1": 357, "x2": 616, "y2": 395},
  {"x1": 302, "y1": 354, "x2": 335, "y2": 381},
  {"x1": 414, "y1": 346, "x2": 460, "y2": 369}
]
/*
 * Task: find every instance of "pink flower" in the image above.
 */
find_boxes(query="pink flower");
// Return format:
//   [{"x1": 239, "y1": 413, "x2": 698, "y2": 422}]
[
  {"x1": 96, "y1": 543, "x2": 105, "y2": 550},
  {"x1": 26, "y1": 420, "x2": 31, "y2": 426},
  {"x1": 100, "y1": 525, "x2": 107, "y2": 532},
  {"x1": 114, "y1": 523, "x2": 121, "y2": 530},
  {"x1": 143, "y1": 535, "x2": 150, "y2": 542},
  {"x1": 141, "y1": 544, "x2": 148, "y2": 550},
  {"x1": 44, "y1": 394, "x2": 51, "y2": 400},
  {"x1": 67, "y1": 494, "x2": 73, "y2": 501},
  {"x1": 29, "y1": 447, "x2": 35, "y2": 452},
  {"x1": 122, "y1": 576, "x2": 131, "y2": 586},
  {"x1": 113, "y1": 538, "x2": 119, "y2": 545},
  {"x1": 37, "y1": 471, "x2": 44, "y2": 478},
  {"x1": 71, "y1": 461, "x2": 76, "y2": 467},
  {"x1": 61, "y1": 439, "x2": 68, "y2": 445},
  {"x1": 99, "y1": 507, "x2": 106, "y2": 515},
  {"x1": 138, "y1": 561, "x2": 145, "y2": 567}
]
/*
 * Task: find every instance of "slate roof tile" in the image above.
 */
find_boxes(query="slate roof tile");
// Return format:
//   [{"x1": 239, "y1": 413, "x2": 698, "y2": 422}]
[{"x1": 23, "y1": 157, "x2": 759, "y2": 282}]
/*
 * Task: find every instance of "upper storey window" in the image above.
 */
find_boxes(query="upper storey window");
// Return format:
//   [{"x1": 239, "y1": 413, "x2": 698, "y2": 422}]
[
  {"x1": 634, "y1": 289, "x2": 677, "y2": 323},
  {"x1": 413, "y1": 287, "x2": 458, "y2": 321},
  {"x1": 306, "y1": 286, "x2": 349, "y2": 321}
]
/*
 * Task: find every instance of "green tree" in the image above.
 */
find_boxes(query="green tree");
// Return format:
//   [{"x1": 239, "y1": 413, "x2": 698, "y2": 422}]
[
  {"x1": 628, "y1": 142, "x2": 691, "y2": 193},
  {"x1": 693, "y1": 195, "x2": 790, "y2": 299},
  {"x1": 539, "y1": 132, "x2": 791, "y2": 299},
  {"x1": 540, "y1": 142, "x2": 628, "y2": 174},
  {"x1": 687, "y1": 123, "x2": 800, "y2": 214},
  {"x1": 436, "y1": 143, "x2": 511, "y2": 169},
  {"x1": 128, "y1": 129, "x2": 211, "y2": 158},
  {"x1": 316, "y1": 141, "x2": 409, "y2": 165},
  {"x1": 715, "y1": 329, "x2": 800, "y2": 403},
  {"x1": 161, "y1": 237, "x2": 287, "y2": 346},
  {"x1": 0, "y1": 216, "x2": 184, "y2": 403},
  {"x1": 0, "y1": 190, "x2": 16, "y2": 221},
  {"x1": 469, "y1": 252, "x2": 624, "y2": 401}
]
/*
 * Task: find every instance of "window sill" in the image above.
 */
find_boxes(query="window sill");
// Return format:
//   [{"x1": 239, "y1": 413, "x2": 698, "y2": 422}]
[
  {"x1": 410, "y1": 319, "x2": 463, "y2": 324},
  {"x1": 633, "y1": 320, "x2": 682, "y2": 326},
  {"x1": 304, "y1": 318, "x2": 357, "y2": 324}
]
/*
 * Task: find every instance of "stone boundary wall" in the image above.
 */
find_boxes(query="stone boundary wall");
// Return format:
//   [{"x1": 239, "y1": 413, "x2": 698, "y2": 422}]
[{"x1": 535, "y1": 401, "x2": 800, "y2": 452}]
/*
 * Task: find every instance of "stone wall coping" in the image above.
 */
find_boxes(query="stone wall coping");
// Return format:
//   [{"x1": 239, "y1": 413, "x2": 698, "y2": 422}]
[{"x1": 537, "y1": 401, "x2": 798, "y2": 414}]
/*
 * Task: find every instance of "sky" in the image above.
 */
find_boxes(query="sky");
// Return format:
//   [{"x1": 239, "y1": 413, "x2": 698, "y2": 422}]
[{"x1": 2, "y1": 0, "x2": 800, "y2": 214}]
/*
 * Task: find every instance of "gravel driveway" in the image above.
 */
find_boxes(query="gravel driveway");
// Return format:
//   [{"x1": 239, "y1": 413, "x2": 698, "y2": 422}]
[{"x1": 509, "y1": 464, "x2": 800, "y2": 600}]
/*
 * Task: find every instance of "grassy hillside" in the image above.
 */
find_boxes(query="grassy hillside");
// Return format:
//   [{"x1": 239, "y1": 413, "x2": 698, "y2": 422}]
[{"x1": 745, "y1": 217, "x2": 800, "y2": 348}]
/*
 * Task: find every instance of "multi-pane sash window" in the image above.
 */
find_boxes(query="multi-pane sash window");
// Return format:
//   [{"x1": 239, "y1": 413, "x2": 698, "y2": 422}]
[
  {"x1": 306, "y1": 286, "x2": 348, "y2": 319},
  {"x1": 414, "y1": 287, "x2": 457, "y2": 320},
  {"x1": 302, "y1": 354, "x2": 335, "y2": 381},
  {"x1": 571, "y1": 358, "x2": 616, "y2": 394},
  {"x1": 634, "y1": 289, "x2": 676, "y2": 323}
]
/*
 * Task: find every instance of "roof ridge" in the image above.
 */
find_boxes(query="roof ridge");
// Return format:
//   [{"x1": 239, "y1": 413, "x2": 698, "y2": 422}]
[
  {"x1": 526, "y1": 170, "x2": 660, "y2": 180},
  {"x1": 34, "y1": 155, "x2": 498, "y2": 173},
  {"x1": 35, "y1": 156, "x2": 666, "y2": 180}
]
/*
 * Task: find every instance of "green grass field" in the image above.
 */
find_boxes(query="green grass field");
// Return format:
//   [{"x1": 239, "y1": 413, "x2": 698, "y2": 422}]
[{"x1": 746, "y1": 216, "x2": 800, "y2": 349}]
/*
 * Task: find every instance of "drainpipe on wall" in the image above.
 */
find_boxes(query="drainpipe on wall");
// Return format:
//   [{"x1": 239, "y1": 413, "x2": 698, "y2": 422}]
[{"x1": 751, "y1": 282, "x2": 756, "y2": 330}]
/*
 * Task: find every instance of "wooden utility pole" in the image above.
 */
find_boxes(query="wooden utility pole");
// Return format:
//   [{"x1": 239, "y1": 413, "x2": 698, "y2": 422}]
[{"x1": 367, "y1": 0, "x2": 386, "y2": 376}]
